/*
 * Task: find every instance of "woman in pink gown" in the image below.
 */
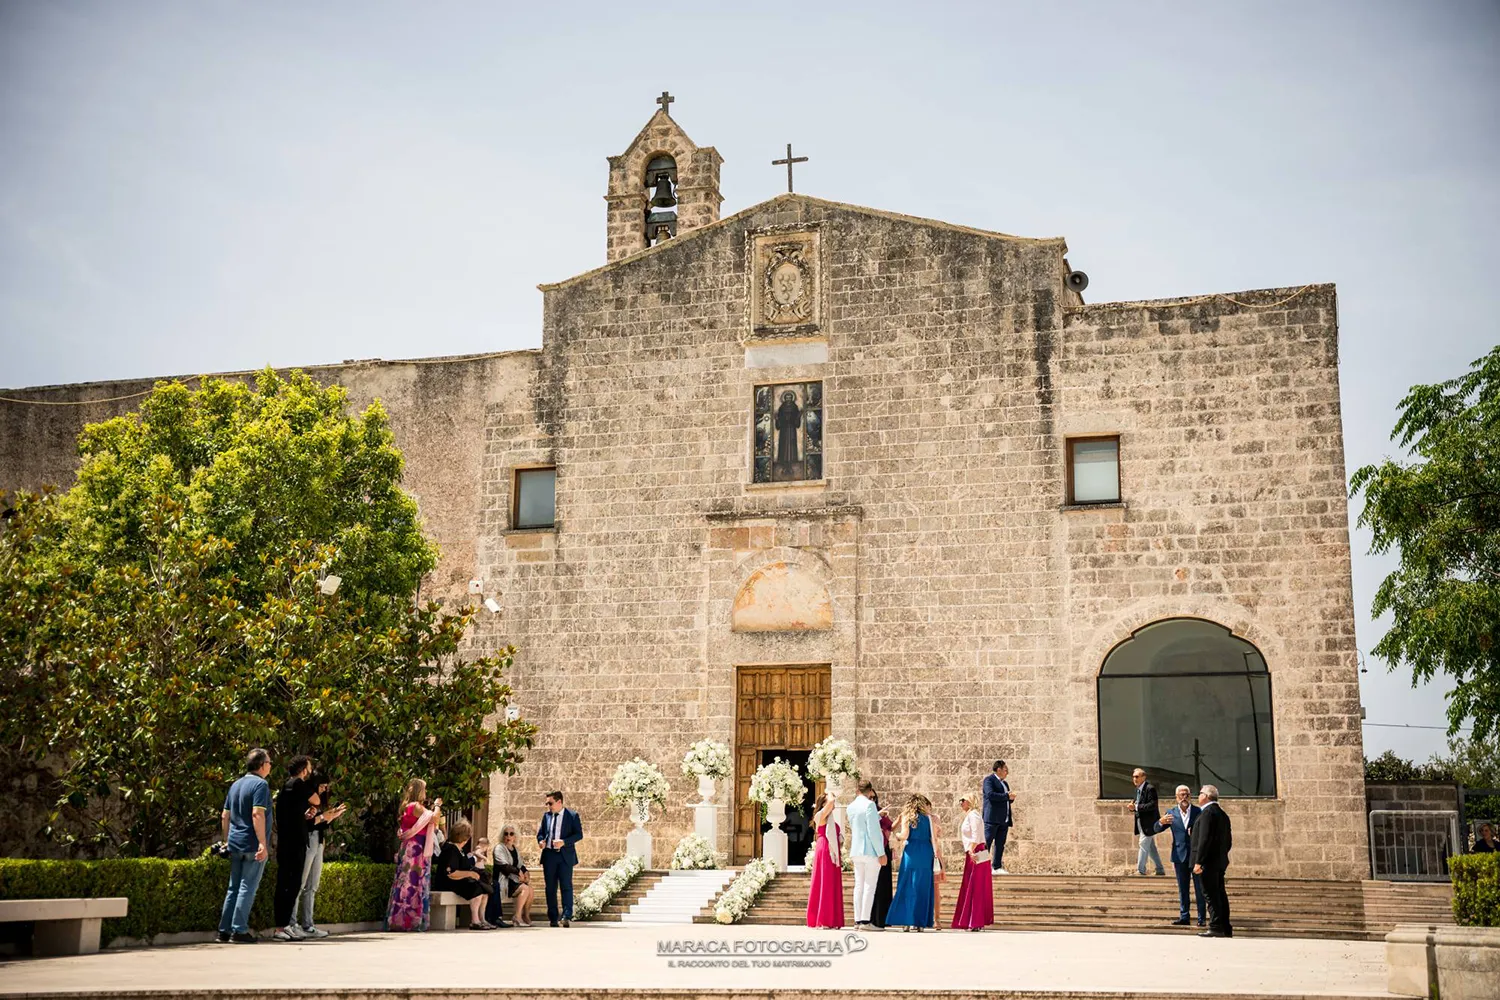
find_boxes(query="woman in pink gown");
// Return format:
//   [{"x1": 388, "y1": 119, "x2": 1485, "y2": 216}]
[
  {"x1": 805, "y1": 792, "x2": 845, "y2": 929},
  {"x1": 950, "y1": 794, "x2": 994, "y2": 930}
]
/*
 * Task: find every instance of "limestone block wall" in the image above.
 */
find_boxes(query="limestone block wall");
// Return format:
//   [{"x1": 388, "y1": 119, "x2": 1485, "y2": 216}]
[
  {"x1": 475, "y1": 195, "x2": 1365, "y2": 878},
  {"x1": 1054, "y1": 287, "x2": 1367, "y2": 878},
  {"x1": 0, "y1": 352, "x2": 535, "y2": 607},
  {"x1": 0, "y1": 193, "x2": 1368, "y2": 880}
]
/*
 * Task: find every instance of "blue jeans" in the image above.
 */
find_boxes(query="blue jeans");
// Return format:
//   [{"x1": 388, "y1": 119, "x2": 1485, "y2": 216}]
[
  {"x1": 218, "y1": 852, "x2": 266, "y2": 935},
  {"x1": 1173, "y1": 860, "x2": 1206, "y2": 922}
]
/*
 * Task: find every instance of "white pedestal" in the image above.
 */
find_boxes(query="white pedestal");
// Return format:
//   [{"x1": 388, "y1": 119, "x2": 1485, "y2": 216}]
[
  {"x1": 827, "y1": 777, "x2": 847, "y2": 839},
  {"x1": 763, "y1": 829, "x2": 788, "y2": 872},
  {"x1": 763, "y1": 799, "x2": 789, "y2": 872},
  {"x1": 694, "y1": 801, "x2": 717, "y2": 843},
  {"x1": 626, "y1": 825, "x2": 653, "y2": 870}
]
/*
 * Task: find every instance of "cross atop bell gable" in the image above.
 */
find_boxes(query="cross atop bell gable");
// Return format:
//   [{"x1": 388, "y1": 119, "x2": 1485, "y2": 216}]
[{"x1": 604, "y1": 95, "x2": 723, "y2": 262}]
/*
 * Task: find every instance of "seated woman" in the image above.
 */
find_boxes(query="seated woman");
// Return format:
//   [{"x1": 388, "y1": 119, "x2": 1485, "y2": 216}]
[
  {"x1": 489, "y1": 825, "x2": 536, "y2": 927},
  {"x1": 432, "y1": 819, "x2": 499, "y2": 929}
]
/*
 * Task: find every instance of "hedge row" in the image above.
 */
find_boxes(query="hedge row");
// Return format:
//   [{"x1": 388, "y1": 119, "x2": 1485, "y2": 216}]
[
  {"x1": 0, "y1": 858, "x2": 394, "y2": 941},
  {"x1": 1451, "y1": 852, "x2": 1499, "y2": 927}
]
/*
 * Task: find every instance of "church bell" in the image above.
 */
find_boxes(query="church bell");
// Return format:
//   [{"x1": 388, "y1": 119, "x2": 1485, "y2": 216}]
[{"x1": 649, "y1": 170, "x2": 677, "y2": 208}]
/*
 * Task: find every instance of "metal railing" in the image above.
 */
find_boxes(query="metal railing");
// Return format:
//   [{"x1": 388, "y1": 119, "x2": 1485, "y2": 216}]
[{"x1": 1368, "y1": 809, "x2": 1459, "y2": 881}]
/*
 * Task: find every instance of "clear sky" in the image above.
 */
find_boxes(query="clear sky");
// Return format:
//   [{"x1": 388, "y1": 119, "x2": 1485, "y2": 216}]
[{"x1": 2, "y1": 2, "x2": 1496, "y2": 760}]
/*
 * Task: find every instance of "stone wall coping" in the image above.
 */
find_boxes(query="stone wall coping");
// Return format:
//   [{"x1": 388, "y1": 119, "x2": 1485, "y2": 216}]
[{"x1": 702, "y1": 504, "x2": 862, "y2": 523}]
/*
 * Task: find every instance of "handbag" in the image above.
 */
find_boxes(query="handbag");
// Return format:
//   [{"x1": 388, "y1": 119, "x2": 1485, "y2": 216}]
[{"x1": 971, "y1": 849, "x2": 991, "y2": 865}]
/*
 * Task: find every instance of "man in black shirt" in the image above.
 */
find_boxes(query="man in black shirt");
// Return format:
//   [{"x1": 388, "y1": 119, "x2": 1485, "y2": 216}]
[{"x1": 272, "y1": 755, "x2": 316, "y2": 941}]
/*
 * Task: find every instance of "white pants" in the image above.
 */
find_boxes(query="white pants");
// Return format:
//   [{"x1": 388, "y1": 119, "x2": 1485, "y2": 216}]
[{"x1": 851, "y1": 856, "x2": 881, "y2": 923}]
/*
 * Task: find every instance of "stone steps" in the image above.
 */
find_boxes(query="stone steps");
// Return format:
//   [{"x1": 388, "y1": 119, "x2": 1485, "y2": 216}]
[
  {"x1": 587, "y1": 870, "x2": 667, "y2": 922},
  {"x1": 694, "y1": 871, "x2": 1456, "y2": 939},
  {"x1": 619, "y1": 869, "x2": 735, "y2": 924}
]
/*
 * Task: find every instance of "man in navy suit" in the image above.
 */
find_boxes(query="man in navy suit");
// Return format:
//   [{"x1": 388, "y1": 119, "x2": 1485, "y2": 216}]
[
  {"x1": 536, "y1": 790, "x2": 583, "y2": 927},
  {"x1": 982, "y1": 760, "x2": 1015, "y2": 874},
  {"x1": 1151, "y1": 784, "x2": 1205, "y2": 926}
]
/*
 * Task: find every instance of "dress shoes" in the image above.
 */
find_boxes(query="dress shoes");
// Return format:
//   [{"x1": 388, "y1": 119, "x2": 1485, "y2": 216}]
[
  {"x1": 561, "y1": 918, "x2": 571, "y2": 928},
  {"x1": 1198, "y1": 929, "x2": 1231, "y2": 938},
  {"x1": 1170, "y1": 917, "x2": 1191, "y2": 926}
]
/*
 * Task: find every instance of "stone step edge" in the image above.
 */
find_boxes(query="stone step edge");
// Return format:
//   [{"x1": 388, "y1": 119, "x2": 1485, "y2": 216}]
[{"x1": 0, "y1": 990, "x2": 1392, "y2": 1000}]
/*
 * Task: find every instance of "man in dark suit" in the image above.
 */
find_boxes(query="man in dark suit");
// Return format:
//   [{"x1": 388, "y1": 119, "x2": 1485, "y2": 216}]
[
  {"x1": 536, "y1": 790, "x2": 583, "y2": 927},
  {"x1": 982, "y1": 759, "x2": 1015, "y2": 874},
  {"x1": 1190, "y1": 784, "x2": 1233, "y2": 937},
  {"x1": 1151, "y1": 784, "x2": 1205, "y2": 926},
  {"x1": 1127, "y1": 768, "x2": 1165, "y2": 876}
]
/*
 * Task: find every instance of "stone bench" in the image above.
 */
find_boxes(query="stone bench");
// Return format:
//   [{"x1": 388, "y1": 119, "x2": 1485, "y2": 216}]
[
  {"x1": 0, "y1": 897, "x2": 129, "y2": 956},
  {"x1": 429, "y1": 891, "x2": 468, "y2": 931}
]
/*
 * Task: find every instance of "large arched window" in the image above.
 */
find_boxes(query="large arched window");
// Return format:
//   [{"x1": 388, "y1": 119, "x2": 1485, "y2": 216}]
[{"x1": 1098, "y1": 618, "x2": 1276, "y2": 799}]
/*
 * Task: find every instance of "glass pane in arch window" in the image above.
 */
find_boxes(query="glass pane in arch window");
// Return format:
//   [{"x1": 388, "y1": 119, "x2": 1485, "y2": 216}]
[
  {"x1": 1099, "y1": 618, "x2": 1267, "y2": 676},
  {"x1": 1097, "y1": 619, "x2": 1276, "y2": 798}
]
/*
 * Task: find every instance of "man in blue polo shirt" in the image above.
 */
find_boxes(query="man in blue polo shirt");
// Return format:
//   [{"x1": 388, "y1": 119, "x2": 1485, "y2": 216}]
[{"x1": 217, "y1": 748, "x2": 274, "y2": 943}]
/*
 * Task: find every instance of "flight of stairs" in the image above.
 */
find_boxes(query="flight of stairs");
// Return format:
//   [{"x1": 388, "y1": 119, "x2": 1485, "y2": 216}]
[
  {"x1": 693, "y1": 869, "x2": 1456, "y2": 940},
  {"x1": 582, "y1": 869, "x2": 665, "y2": 922},
  {"x1": 618, "y1": 869, "x2": 736, "y2": 924}
]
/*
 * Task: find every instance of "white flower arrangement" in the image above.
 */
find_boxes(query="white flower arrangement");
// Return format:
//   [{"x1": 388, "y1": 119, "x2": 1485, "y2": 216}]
[
  {"x1": 669, "y1": 833, "x2": 722, "y2": 870},
  {"x1": 680, "y1": 739, "x2": 732, "y2": 780},
  {"x1": 605, "y1": 757, "x2": 671, "y2": 823},
  {"x1": 713, "y1": 857, "x2": 778, "y2": 923},
  {"x1": 806, "y1": 735, "x2": 860, "y2": 784},
  {"x1": 800, "y1": 829, "x2": 852, "y2": 871},
  {"x1": 747, "y1": 757, "x2": 807, "y2": 807},
  {"x1": 573, "y1": 853, "x2": 645, "y2": 920}
]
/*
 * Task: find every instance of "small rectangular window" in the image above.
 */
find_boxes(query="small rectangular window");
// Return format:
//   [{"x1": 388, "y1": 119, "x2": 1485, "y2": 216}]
[
  {"x1": 1067, "y1": 436, "x2": 1120, "y2": 504},
  {"x1": 513, "y1": 467, "x2": 556, "y2": 529},
  {"x1": 752, "y1": 381, "x2": 823, "y2": 483}
]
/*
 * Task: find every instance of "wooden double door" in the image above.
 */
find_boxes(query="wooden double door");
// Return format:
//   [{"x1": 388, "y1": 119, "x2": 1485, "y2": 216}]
[{"x1": 733, "y1": 664, "x2": 832, "y2": 864}]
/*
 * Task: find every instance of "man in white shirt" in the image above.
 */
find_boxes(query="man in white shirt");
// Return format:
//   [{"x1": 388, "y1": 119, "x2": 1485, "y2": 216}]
[{"x1": 846, "y1": 779, "x2": 886, "y2": 930}]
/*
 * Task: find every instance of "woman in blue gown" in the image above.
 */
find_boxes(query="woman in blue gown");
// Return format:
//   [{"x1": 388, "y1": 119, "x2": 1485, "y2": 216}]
[{"x1": 885, "y1": 793, "x2": 942, "y2": 931}]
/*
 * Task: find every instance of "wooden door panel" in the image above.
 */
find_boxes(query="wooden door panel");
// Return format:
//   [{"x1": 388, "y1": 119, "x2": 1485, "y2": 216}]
[{"x1": 733, "y1": 664, "x2": 832, "y2": 863}]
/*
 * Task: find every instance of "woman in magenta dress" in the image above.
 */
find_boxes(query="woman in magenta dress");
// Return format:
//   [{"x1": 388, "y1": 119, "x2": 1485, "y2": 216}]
[
  {"x1": 950, "y1": 794, "x2": 994, "y2": 930},
  {"x1": 805, "y1": 792, "x2": 845, "y2": 929},
  {"x1": 385, "y1": 778, "x2": 441, "y2": 932}
]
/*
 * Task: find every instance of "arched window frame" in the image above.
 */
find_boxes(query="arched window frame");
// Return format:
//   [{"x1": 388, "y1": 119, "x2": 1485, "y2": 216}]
[{"x1": 1095, "y1": 617, "x2": 1278, "y2": 800}]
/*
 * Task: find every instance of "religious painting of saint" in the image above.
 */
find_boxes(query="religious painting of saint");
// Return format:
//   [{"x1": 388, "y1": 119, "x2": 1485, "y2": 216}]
[{"x1": 753, "y1": 381, "x2": 822, "y2": 483}]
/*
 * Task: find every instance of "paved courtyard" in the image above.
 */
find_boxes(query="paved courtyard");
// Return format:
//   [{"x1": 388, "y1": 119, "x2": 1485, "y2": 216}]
[{"x1": 0, "y1": 923, "x2": 1396, "y2": 998}]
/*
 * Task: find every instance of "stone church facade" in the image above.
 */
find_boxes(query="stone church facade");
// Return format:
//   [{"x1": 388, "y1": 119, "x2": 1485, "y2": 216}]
[{"x1": 0, "y1": 106, "x2": 1369, "y2": 879}]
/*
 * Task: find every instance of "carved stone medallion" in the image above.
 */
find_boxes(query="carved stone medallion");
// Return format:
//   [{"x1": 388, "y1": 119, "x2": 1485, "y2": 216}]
[
  {"x1": 750, "y1": 227, "x2": 819, "y2": 337},
  {"x1": 764, "y1": 245, "x2": 811, "y2": 323}
]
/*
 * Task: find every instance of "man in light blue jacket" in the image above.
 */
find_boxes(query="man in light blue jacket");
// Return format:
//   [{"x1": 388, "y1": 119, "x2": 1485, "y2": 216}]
[{"x1": 847, "y1": 779, "x2": 886, "y2": 930}]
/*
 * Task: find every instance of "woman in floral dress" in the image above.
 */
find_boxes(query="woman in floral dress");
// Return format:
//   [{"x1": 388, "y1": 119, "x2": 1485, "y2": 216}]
[{"x1": 385, "y1": 778, "x2": 441, "y2": 932}]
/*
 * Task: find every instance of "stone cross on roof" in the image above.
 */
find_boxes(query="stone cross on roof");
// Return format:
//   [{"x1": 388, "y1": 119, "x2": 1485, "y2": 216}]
[
  {"x1": 772, "y1": 143, "x2": 808, "y2": 193},
  {"x1": 656, "y1": 91, "x2": 674, "y2": 116}
]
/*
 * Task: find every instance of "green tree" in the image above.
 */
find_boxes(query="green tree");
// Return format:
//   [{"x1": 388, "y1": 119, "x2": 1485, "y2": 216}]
[
  {"x1": 1364, "y1": 749, "x2": 1425, "y2": 783},
  {"x1": 1351, "y1": 346, "x2": 1500, "y2": 741},
  {"x1": 1429, "y1": 735, "x2": 1500, "y2": 790},
  {"x1": 1, "y1": 370, "x2": 535, "y2": 858}
]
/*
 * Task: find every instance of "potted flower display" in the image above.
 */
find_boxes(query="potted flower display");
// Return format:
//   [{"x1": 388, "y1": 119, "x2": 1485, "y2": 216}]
[
  {"x1": 806, "y1": 735, "x2": 860, "y2": 794},
  {"x1": 681, "y1": 739, "x2": 732, "y2": 805},
  {"x1": 670, "y1": 833, "x2": 722, "y2": 871},
  {"x1": 748, "y1": 757, "x2": 807, "y2": 871},
  {"x1": 606, "y1": 757, "x2": 670, "y2": 868}
]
